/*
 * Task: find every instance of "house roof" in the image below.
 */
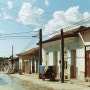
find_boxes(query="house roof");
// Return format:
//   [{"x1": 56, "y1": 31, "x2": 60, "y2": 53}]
[
  {"x1": 17, "y1": 47, "x2": 39, "y2": 56},
  {"x1": 42, "y1": 26, "x2": 88, "y2": 44}
]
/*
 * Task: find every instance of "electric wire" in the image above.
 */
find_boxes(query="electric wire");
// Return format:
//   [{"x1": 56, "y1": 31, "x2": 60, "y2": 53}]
[
  {"x1": 0, "y1": 31, "x2": 35, "y2": 36},
  {"x1": 0, "y1": 11, "x2": 51, "y2": 28},
  {"x1": 0, "y1": 34, "x2": 39, "y2": 40},
  {"x1": 0, "y1": 17, "x2": 37, "y2": 29},
  {"x1": 2, "y1": 1, "x2": 90, "y2": 56},
  {"x1": 1, "y1": 15, "x2": 89, "y2": 39},
  {"x1": 1, "y1": 1, "x2": 90, "y2": 27},
  {"x1": 20, "y1": 36, "x2": 39, "y2": 53},
  {"x1": 1, "y1": 1, "x2": 90, "y2": 32},
  {"x1": 42, "y1": 16, "x2": 90, "y2": 37},
  {"x1": 0, "y1": 2, "x2": 52, "y2": 20},
  {"x1": 0, "y1": 16, "x2": 90, "y2": 39},
  {"x1": 0, "y1": 37, "x2": 32, "y2": 40},
  {"x1": 0, "y1": 2, "x2": 54, "y2": 15},
  {"x1": 1, "y1": 2, "x2": 90, "y2": 39}
]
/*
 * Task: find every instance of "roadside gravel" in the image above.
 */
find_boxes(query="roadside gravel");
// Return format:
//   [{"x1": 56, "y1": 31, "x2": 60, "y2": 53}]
[
  {"x1": 11, "y1": 73, "x2": 90, "y2": 90},
  {"x1": 0, "y1": 85, "x2": 13, "y2": 90}
]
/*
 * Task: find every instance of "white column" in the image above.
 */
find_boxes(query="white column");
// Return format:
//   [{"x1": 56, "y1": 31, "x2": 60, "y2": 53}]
[
  {"x1": 31, "y1": 60, "x2": 32, "y2": 73},
  {"x1": 35, "y1": 60, "x2": 36, "y2": 73}
]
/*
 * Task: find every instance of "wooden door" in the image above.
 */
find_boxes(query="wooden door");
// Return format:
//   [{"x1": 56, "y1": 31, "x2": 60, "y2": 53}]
[
  {"x1": 25, "y1": 61, "x2": 29, "y2": 73},
  {"x1": 85, "y1": 51, "x2": 90, "y2": 77},
  {"x1": 70, "y1": 50, "x2": 76, "y2": 78}
]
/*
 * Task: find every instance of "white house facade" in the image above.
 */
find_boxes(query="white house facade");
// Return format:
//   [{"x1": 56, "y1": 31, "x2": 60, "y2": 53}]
[
  {"x1": 42, "y1": 26, "x2": 90, "y2": 80},
  {"x1": 17, "y1": 47, "x2": 39, "y2": 74}
]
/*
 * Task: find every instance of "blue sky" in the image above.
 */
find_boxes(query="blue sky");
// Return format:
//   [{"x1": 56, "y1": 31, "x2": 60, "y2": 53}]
[{"x1": 0, "y1": 0, "x2": 90, "y2": 57}]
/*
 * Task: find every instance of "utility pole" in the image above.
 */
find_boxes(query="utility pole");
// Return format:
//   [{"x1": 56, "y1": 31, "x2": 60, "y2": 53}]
[
  {"x1": 39, "y1": 29, "x2": 42, "y2": 78},
  {"x1": 11, "y1": 45, "x2": 13, "y2": 71},
  {"x1": 61, "y1": 29, "x2": 64, "y2": 83},
  {"x1": 39, "y1": 29, "x2": 42, "y2": 65}
]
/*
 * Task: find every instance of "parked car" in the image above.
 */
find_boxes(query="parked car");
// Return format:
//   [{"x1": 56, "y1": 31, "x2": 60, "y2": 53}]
[{"x1": 39, "y1": 65, "x2": 56, "y2": 81}]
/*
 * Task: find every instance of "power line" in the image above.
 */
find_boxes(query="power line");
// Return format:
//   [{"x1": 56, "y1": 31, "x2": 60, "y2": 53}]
[
  {"x1": 0, "y1": 35, "x2": 34, "y2": 38},
  {"x1": 42, "y1": 16, "x2": 90, "y2": 37},
  {"x1": 0, "y1": 37, "x2": 32, "y2": 40},
  {"x1": 1, "y1": 1, "x2": 90, "y2": 28},
  {"x1": 0, "y1": 2, "x2": 52, "y2": 20},
  {"x1": 0, "y1": 17, "x2": 37, "y2": 29},
  {"x1": 63, "y1": 18, "x2": 90, "y2": 30},
  {"x1": 0, "y1": 2, "x2": 53, "y2": 28},
  {"x1": 0, "y1": 13, "x2": 90, "y2": 38},
  {"x1": 0, "y1": 33, "x2": 39, "y2": 40},
  {"x1": 0, "y1": 2, "x2": 54, "y2": 15},
  {"x1": 1, "y1": 2, "x2": 90, "y2": 38},
  {"x1": 0, "y1": 10, "x2": 51, "y2": 28},
  {"x1": 0, "y1": 31, "x2": 35, "y2": 36},
  {"x1": 20, "y1": 37, "x2": 38, "y2": 53},
  {"x1": 1, "y1": 1, "x2": 90, "y2": 31}
]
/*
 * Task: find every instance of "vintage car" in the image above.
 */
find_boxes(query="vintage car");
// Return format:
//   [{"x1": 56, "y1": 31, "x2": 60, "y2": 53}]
[{"x1": 39, "y1": 65, "x2": 56, "y2": 81}]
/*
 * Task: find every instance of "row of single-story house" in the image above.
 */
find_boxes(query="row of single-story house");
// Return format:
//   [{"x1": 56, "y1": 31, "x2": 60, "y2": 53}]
[
  {"x1": 17, "y1": 47, "x2": 39, "y2": 74},
  {"x1": 17, "y1": 26, "x2": 90, "y2": 80}
]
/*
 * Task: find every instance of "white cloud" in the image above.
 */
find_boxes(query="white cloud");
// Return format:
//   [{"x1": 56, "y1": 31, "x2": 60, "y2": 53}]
[
  {"x1": 0, "y1": 14, "x2": 1, "y2": 18},
  {"x1": 45, "y1": 0, "x2": 49, "y2": 6},
  {"x1": 33, "y1": 27, "x2": 40, "y2": 32},
  {"x1": 31, "y1": 0, "x2": 36, "y2": 4},
  {"x1": 0, "y1": 30, "x2": 5, "y2": 35},
  {"x1": 83, "y1": 12, "x2": 90, "y2": 19},
  {"x1": 17, "y1": 2, "x2": 44, "y2": 26},
  {"x1": 3, "y1": 11, "x2": 13, "y2": 20},
  {"x1": 65, "y1": 6, "x2": 81, "y2": 22},
  {"x1": 7, "y1": 1, "x2": 13, "y2": 9},
  {"x1": 43, "y1": 6, "x2": 90, "y2": 36}
]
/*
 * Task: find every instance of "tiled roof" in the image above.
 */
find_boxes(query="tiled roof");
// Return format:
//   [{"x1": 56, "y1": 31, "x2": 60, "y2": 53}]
[
  {"x1": 42, "y1": 26, "x2": 88, "y2": 44},
  {"x1": 17, "y1": 47, "x2": 39, "y2": 56}
]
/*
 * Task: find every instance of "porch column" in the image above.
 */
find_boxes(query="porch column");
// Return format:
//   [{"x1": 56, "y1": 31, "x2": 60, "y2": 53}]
[
  {"x1": 32, "y1": 59, "x2": 35, "y2": 73},
  {"x1": 31, "y1": 60, "x2": 32, "y2": 73},
  {"x1": 36, "y1": 60, "x2": 38, "y2": 73},
  {"x1": 29, "y1": 60, "x2": 31, "y2": 74},
  {"x1": 35, "y1": 60, "x2": 36, "y2": 73}
]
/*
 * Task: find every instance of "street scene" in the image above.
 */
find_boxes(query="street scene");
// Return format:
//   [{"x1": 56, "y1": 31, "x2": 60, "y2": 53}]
[
  {"x1": 1, "y1": 0, "x2": 90, "y2": 90},
  {"x1": 0, "y1": 72, "x2": 90, "y2": 90}
]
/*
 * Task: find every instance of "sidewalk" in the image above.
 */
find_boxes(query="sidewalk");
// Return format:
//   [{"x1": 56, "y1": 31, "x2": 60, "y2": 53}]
[{"x1": 11, "y1": 73, "x2": 90, "y2": 90}]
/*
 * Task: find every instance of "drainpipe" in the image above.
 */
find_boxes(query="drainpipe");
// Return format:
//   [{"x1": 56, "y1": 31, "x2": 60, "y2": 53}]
[{"x1": 78, "y1": 32, "x2": 85, "y2": 45}]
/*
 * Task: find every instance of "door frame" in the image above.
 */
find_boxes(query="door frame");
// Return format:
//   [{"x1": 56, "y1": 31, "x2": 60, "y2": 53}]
[{"x1": 85, "y1": 45, "x2": 90, "y2": 77}]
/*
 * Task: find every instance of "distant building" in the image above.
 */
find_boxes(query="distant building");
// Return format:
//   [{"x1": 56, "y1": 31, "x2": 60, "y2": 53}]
[
  {"x1": 17, "y1": 47, "x2": 39, "y2": 74},
  {"x1": 7, "y1": 57, "x2": 19, "y2": 73},
  {"x1": 0, "y1": 57, "x2": 8, "y2": 71}
]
